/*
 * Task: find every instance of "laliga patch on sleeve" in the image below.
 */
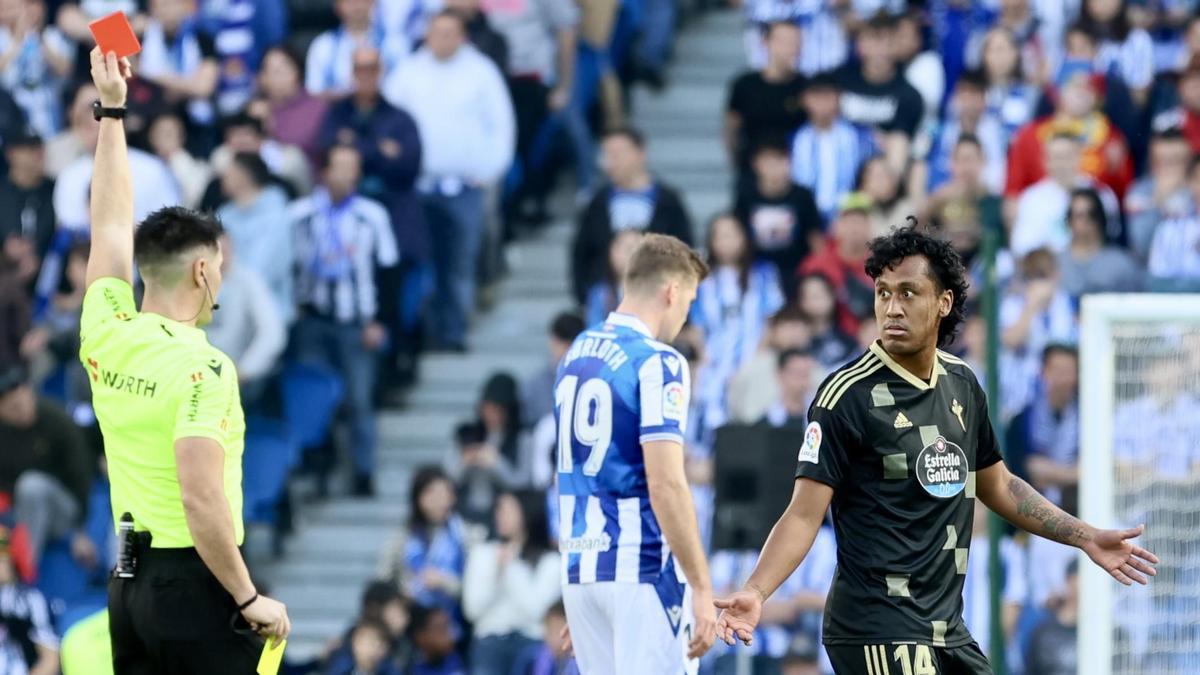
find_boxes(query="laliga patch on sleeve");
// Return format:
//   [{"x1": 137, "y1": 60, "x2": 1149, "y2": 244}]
[
  {"x1": 662, "y1": 381, "x2": 687, "y2": 421},
  {"x1": 798, "y1": 421, "x2": 822, "y2": 464}
]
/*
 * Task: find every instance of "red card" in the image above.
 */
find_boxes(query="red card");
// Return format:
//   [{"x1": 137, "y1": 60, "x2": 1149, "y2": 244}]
[{"x1": 89, "y1": 11, "x2": 141, "y2": 58}]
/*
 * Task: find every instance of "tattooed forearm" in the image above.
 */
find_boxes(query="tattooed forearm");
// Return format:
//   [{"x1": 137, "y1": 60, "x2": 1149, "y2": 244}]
[{"x1": 1006, "y1": 477, "x2": 1093, "y2": 547}]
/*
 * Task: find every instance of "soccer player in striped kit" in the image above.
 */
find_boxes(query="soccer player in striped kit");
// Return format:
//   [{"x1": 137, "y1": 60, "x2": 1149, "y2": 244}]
[{"x1": 555, "y1": 234, "x2": 715, "y2": 674}]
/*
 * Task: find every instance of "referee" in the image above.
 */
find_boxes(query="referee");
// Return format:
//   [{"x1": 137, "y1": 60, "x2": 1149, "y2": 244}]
[{"x1": 80, "y1": 49, "x2": 290, "y2": 673}]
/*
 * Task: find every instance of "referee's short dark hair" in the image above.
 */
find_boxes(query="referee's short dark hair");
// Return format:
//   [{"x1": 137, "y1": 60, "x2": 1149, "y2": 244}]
[
  {"x1": 864, "y1": 220, "x2": 970, "y2": 348},
  {"x1": 134, "y1": 206, "x2": 224, "y2": 283}
]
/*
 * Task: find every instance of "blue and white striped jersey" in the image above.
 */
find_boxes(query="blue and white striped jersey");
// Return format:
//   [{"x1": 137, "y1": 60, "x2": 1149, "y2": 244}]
[{"x1": 556, "y1": 312, "x2": 690, "y2": 585}]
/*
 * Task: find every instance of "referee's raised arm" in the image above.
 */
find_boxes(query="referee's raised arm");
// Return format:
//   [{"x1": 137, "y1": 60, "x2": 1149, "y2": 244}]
[
  {"x1": 85, "y1": 48, "x2": 134, "y2": 288},
  {"x1": 82, "y1": 47, "x2": 290, "y2": 673}
]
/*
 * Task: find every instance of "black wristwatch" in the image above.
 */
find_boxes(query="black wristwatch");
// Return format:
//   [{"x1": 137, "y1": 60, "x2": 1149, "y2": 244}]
[{"x1": 92, "y1": 101, "x2": 127, "y2": 121}]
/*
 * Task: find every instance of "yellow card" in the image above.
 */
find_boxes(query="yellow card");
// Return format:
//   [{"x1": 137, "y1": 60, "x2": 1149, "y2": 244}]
[{"x1": 257, "y1": 637, "x2": 286, "y2": 675}]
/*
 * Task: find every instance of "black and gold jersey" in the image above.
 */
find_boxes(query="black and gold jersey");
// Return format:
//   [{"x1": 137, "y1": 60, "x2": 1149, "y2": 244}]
[{"x1": 794, "y1": 341, "x2": 1003, "y2": 648}]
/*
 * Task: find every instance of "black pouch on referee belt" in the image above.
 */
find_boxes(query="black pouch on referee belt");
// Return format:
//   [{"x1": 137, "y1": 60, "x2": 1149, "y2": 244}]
[{"x1": 114, "y1": 513, "x2": 150, "y2": 578}]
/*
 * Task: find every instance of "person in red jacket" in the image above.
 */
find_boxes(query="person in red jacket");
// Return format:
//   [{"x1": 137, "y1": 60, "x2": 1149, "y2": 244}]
[
  {"x1": 797, "y1": 192, "x2": 875, "y2": 336},
  {"x1": 1005, "y1": 65, "x2": 1134, "y2": 201}
]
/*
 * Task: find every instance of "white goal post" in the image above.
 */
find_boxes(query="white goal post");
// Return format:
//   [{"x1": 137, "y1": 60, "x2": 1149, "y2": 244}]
[{"x1": 1078, "y1": 293, "x2": 1200, "y2": 675}]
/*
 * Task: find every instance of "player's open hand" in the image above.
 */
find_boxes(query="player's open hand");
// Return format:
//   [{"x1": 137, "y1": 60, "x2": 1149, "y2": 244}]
[
  {"x1": 1083, "y1": 524, "x2": 1159, "y2": 586},
  {"x1": 714, "y1": 589, "x2": 762, "y2": 647},
  {"x1": 89, "y1": 47, "x2": 132, "y2": 107},
  {"x1": 689, "y1": 587, "x2": 718, "y2": 659}
]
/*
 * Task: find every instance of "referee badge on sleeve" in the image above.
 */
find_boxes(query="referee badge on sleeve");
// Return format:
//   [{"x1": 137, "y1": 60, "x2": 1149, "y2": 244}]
[{"x1": 798, "y1": 422, "x2": 822, "y2": 464}]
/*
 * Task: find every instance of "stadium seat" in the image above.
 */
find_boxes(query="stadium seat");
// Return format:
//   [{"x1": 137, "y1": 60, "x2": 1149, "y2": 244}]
[
  {"x1": 37, "y1": 539, "x2": 87, "y2": 603},
  {"x1": 243, "y1": 416, "x2": 299, "y2": 525},
  {"x1": 280, "y1": 362, "x2": 345, "y2": 457},
  {"x1": 37, "y1": 538, "x2": 107, "y2": 633},
  {"x1": 39, "y1": 365, "x2": 67, "y2": 402},
  {"x1": 57, "y1": 600, "x2": 108, "y2": 636}
]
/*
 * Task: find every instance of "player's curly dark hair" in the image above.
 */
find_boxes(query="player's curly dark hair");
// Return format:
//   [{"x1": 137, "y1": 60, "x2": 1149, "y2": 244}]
[{"x1": 864, "y1": 218, "x2": 970, "y2": 348}]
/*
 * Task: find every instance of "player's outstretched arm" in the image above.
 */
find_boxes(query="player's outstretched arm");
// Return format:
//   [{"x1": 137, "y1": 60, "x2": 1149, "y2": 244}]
[
  {"x1": 85, "y1": 47, "x2": 135, "y2": 288},
  {"x1": 976, "y1": 462, "x2": 1159, "y2": 586},
  {"x1": 715, "y1": 477, "x2": 832, "y2": 647},
  {"x1": 644, "y1": 439, "x2": 717, "y2": 660}
]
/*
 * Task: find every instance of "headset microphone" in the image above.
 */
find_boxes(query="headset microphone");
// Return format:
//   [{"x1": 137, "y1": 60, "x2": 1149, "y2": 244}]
[{"x1": 202, "y1": 273, "x2": 220, "y2": 312}]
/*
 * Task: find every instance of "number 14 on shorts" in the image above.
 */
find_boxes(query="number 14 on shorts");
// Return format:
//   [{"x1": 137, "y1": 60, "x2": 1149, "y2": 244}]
[{"x1": 864, "y1": 643, "x2": 936, "y2": 675}]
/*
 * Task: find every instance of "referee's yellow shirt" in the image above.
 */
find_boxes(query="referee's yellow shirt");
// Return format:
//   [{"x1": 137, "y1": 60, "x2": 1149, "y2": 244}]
[{"x1": 80, "y1": 277, "x2": 245, "y2": 548}]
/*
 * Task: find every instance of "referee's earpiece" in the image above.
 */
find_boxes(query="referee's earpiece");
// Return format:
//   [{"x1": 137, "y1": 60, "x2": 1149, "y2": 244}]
[{"x1": 201, "y1": 271, "x2": 220, "y2": 312}]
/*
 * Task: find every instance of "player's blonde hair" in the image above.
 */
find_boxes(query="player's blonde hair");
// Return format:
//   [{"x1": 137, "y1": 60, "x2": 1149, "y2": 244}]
[{"x1": 623, "y1": 233, "x2": 709, "y2": 296}]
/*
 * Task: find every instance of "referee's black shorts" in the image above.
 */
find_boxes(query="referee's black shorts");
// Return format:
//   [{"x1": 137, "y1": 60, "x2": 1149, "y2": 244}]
[
  {"x1": 825, "y1": 640, "x2": 992, "y2": 675},
  {"x1": 108, "y1": 545, "x2": 263, "y2": 674}
]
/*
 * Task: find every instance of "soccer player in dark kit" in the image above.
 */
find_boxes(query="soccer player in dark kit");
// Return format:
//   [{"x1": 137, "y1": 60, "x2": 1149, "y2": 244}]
[{"x1": 712, "y1": 224, "x2": 1158, "y2": 674}]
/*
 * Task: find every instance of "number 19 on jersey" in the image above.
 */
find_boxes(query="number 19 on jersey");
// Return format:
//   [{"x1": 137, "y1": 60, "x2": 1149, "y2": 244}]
[{"x1": 556, "y1": 376, "x2": 614, "y2": 476}]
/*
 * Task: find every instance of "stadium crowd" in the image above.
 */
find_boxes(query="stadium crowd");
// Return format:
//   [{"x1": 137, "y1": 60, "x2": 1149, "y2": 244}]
[{"x1": 0, "y1": 0, "x2": 1199, "y2": 672}]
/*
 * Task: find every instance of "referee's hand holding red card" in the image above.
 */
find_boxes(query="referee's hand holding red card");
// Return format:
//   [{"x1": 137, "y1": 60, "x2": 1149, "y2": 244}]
[{"x1": 89, "y1": 47, "x2": 132, "y2": 108}]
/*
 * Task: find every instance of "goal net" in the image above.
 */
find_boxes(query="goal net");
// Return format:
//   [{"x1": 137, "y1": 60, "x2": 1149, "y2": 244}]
[{"x1": 1079, "y1": 294, "x2": 1200, "y2": 675}]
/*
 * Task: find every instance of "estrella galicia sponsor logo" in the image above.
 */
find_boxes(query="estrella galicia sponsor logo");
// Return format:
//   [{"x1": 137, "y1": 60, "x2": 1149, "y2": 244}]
[{"x1": 916, "y1": 436, "x2": 968, "y2": 498}]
